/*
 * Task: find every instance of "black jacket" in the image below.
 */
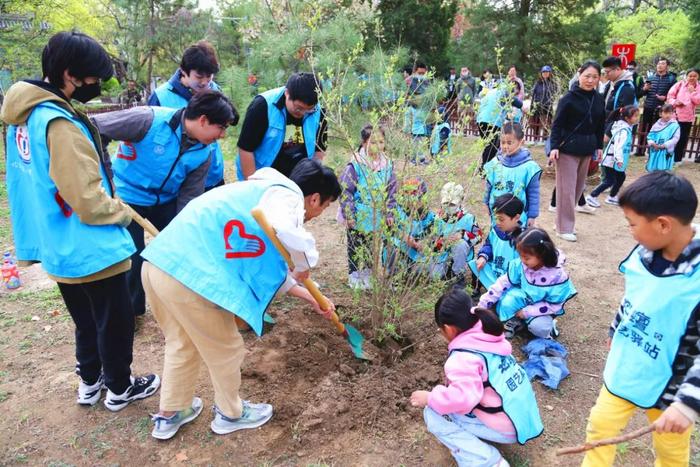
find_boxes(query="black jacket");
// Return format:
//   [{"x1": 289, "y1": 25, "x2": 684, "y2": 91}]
[
  {"x1": 550, "y1": 85, "x2": 605, "y2": 157},
  {"x1": 532, "y1": 78, "x2": 556, "y2": 111},
  {"x1": 643, "y1": 72, "x2": 677, "y2": 110},
  {"x1": 604, "y1": 79, "x2": 637, "y2": 118}
]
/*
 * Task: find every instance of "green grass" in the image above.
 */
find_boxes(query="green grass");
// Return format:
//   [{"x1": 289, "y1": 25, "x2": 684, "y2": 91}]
[
  {"x1": 4, "y1": 286, "x2": 64, "y2": 312},
  {"x1": 0, "y1": 135, "x2": 11, "y2": 250}
]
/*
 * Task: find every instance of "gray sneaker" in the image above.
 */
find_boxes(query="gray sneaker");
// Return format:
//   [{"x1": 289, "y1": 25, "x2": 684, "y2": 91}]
[
  {"x1": 210, "y1": 401, "x2": 273, "y2": 435},
  {"x1": 151, "y1": 397, "x2": 204, "y2": 440}
]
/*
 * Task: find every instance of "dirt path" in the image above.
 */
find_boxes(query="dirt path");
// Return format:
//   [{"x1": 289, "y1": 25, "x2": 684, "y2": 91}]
[{"x1": 1, "y1": 150, "x2": 699, "y2": 466}]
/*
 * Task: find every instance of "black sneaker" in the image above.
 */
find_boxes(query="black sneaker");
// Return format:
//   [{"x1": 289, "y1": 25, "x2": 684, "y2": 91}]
[
  {"x1": 504, "y1": 318, "x2": 524, "y2": 339},
  {"x1": 104, "y1": 374, "x2": 160, "y2": 412}
]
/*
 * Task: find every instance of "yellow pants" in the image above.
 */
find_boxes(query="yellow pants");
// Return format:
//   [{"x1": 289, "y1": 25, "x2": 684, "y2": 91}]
[
  {"x1": 582, "y1": 386, "x2": 692, "y2": 467},
  {"x1": 142, "y1": 262, "x2": 245, "y2": 418}
]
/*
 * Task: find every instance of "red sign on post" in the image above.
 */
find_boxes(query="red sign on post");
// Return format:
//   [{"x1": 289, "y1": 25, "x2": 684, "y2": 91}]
[{"x1": 611, "y1": 44, "x2": 636, "y2": 68}]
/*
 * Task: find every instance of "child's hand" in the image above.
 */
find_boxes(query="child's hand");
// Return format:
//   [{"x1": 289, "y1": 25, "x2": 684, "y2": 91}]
[
  {"x1": 515, "y1": 310, "x2": 526, "y2": 319},
  {"x1": 615, "y1": 162, "x2": 623, "y2": 170},
  {"x1": 654, "y1": 405, "x2": 693, "y2": 434},
  {"x1": 346, "y1": 218, "x2": 356, "y2": 229},
  {"x1": 476, "y1": 257, "x2": 487, "y2": 271},
  {"x1": 410, "y1": 390, "x2": 430, "y2": 408},
  {"x1": 527, "y1": 218, "x2": 536, "y2": 228}
]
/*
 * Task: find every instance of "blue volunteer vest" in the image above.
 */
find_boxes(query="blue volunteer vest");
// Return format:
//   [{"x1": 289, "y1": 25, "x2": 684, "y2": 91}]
[
  {"x1": 400, "y1": 209, "x2": 436, "y2": 261},
  {"x1": 430, "y1": 122, "x2": 452, "y2": 156},
  {"x1": 476, "y1": 85, "x2": 509, "y2": 127},
  {"x1": 450, "y1": 349, "x2": 544, "y2": 444},
  {"x1": 154, "y1": 79, "x2": 225, "y2": 188},
  {"x1": 602, "y1": 127, "x2": 632, "y2": 173},
  {"x1": 6, "y1": 102, "x2": 135, "y2": 278},
  {"x1": 352, "y1": 160, "x2": 394, "y2": 234},
  {"x1": 112, "y1": 107, "x2": 212, "y2": 206},
  {"x1": 604, "y1": 238, "x2": 700, "y2": 408},
  {"x1": 236, "y1": 86, "x2": 321, "y2": 180},
  {"x1": 484, "y1": 156, "x2": 541, "y2": 225},
  {"x1": 141, "y1": 178, "x2": 295, "y2": 335},
  {"x1": 435, "y1": 212, "x2": 476, "y2": 264},
  {"x1": 468, "y1": 227, "x2": 518, "y2": 288},
  {"x1": 646, "y1": 122, "x2": 680, "y2": 172},
  {"x1": 496, "y1": 258, "x2": 577, "y2": 320}
]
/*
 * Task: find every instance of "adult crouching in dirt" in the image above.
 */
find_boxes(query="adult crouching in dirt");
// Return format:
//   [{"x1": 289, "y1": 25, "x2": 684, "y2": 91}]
[
  {"x1": 91, "y1": 91, "x2": 238, "y2": 319},
  {"x1": 1, "y1": 32, "x2": 160, "y2": 411},
  {"x1": 548, "y1": 60, "x2": 605, "y2": 242},
  {"x1": 142, "y1": 160, "x2": 340, "y2": 440},
  {"x1": 236, "y1": 72, "x2": 327, "y2": 180}
]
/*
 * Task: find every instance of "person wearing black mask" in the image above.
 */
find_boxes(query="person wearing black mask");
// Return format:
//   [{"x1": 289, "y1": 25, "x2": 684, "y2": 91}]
[{"x1": 0, "y1": 31, "x2": 160, "y2": 412}]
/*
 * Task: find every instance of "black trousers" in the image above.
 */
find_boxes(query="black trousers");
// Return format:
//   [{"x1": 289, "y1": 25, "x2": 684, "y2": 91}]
[
  {"x1": 477, "y1": 122, "x2": 500, "y2": 167},
  {"x1": 636, "y1": 107, "x2": 660, "y2": 155},
  {"x1": 591, "y1": 166, "x2": 626, "y2": 197},
  {"x1": 126, "y1": 201, "x2": 177, "y2": 316},
  {"x1": 346, "y1": 229, "x2": 371, "y2": 274},
  {"x1": 676, "y1": 122, "x2": 693, "y2": 163},
  {"x1": 204, "y1": 178, "x2": 226, "y2": 192},
  {"x1": 58, "y1": 272, "x2": 134, "y2": 394}
]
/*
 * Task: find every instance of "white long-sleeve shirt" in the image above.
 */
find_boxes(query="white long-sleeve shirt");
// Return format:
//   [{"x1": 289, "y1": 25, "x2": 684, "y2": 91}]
[{"x1": 249, "y1": 168, "x2": 318, "y2": 293}]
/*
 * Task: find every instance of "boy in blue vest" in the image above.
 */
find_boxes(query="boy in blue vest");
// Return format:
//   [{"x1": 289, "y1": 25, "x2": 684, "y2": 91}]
[
  {"x1": 236, "y1": 72, "x2": 327, "y2": 180},
  {"x1": 1, "y1": 32, "x2": 159, "y2": 412},
  {"x1": 148, "y1": 40, "x2": 227, "y2": 190},
  {"x1": 468, "y1": 194, "x2": 524, "y2": 294},
  {"x1": 92, "y1": 91, "x2": 238, "y2": 318},
  {"x1": 583, "y1": 171, "x2": 700, "y2": 466},
  {"x1": 141, "y1": 160, "x2": 341, "y2": 440}
]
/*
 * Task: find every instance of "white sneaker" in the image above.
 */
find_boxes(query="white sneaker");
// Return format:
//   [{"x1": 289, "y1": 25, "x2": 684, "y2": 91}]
[
  {"x1": 576, "y1": 204, "x2": 596, "y2": 214},
  {"x1": 77, "y1": 374, "x2": 104, "y2": 406},
  {"x1": 348, "y1": 271, "x2": 362, "y2": 289},
  {"x1": 585, "y1": 195, "x2": 601, "y2": 208},
  {"x1": 104, "y1": 374, "x2": 160, "y2": 412},
  {"x1": 359, "y1": 269, "x2": 372, "y2": 290},
  {"x1": 210, "y1": 401, "x2": 273, "y2": 435},
  {"x1": 547, "y1": 205, "x2": 556, "y2": 212},
  {"x1": 605, "y1": 196, "x2": 619, "y2": 206},
  {"x1": 556, "y1": 232, "x2": 577, "y2": 242}
]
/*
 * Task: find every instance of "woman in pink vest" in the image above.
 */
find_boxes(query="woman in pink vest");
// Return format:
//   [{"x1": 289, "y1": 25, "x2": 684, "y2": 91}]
[{"x1": 668, "y1": 68, "x2": 700, "y2": 163}]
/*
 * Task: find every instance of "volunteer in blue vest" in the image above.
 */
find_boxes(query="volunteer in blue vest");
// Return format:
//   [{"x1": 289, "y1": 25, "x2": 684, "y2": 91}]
[
  {"x1": 92, "y1": 91, "x2": 239, "y2": 318},
  {"x1": 1, "y1": 31, "x2": 159, "y2": 412},
  {"x1": 148, "y1": 40, "x2": 227, "y2": 190},
  {"x1": 602, "y1": 56, "x2": 637, "y2": 137},
  {"x1": 236, "y1": 72, "x2": 327, "y2": 180},
  {"x1": 141, "y1": 159, "x2": 341, "y2": 440}
]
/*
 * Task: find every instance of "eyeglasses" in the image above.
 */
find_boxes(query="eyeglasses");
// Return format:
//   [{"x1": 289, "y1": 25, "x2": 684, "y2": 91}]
[{"x1": 291, "y1": 103, "x2": 315, "y2": 115}]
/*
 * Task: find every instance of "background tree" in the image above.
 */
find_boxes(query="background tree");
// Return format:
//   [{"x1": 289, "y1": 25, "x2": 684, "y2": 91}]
[{"x1": 686, "y1": 0, "x2": 700, "y2": 67}]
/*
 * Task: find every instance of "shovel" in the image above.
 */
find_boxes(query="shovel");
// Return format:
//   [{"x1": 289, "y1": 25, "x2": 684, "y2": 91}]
[{"x1": 250, "y1": 208, "x2": 369, "y2": 360}]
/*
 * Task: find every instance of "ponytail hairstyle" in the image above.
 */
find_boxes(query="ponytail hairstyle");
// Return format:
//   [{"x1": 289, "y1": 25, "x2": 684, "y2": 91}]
[
  {"x1": 434, "y1": 287, "x2": 505, "y2": 336},
  {"x1": 515, "y1": 228, "x2": 559, "y2": 268},
  {"x1": 615, "y1": 104, "x2": 639, "y2": 123},
  {"x1": 358, "y1": 124, "x2": 386, "y2": 151}
]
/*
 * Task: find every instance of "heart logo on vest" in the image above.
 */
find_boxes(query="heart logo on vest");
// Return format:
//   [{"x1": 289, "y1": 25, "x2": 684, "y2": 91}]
[{"x1": 223, "y1": 219, "x2": 266, "y2": 259}]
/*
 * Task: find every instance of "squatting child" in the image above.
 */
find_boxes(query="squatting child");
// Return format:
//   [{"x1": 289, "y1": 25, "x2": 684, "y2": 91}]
[
  {"x1": 469, "y1": 194, "x2": 524, "y2": 291},
  {"x1": 339, "y1": 124, "x2": 397, "y2": 289},
  {"x1": 646, "y1": 103, "x2": 681, "y2": 172},
  {"x1": 390, "y1": 177, "x2": 437, "y2": 273},
  {"x1": 586, "y1": 105, "x2": 639, "y2": 208},
  {"x1": 478, "y1": 228, "x2": 576, "y2": 339},
  {"x1": 483, "y1": 122, "x2": 541, "y2": 227},
  {"x1": 410, "y1": 287, "x2": 543, "y2": 467},
  {"x1": 582, "y1": 171, "x2": 700, "y2": 466}
]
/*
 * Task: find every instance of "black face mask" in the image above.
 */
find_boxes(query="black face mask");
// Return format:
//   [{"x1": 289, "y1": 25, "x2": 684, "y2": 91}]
[{"x1": 72, "y1": 82, "x2": 101, "y2": 103}]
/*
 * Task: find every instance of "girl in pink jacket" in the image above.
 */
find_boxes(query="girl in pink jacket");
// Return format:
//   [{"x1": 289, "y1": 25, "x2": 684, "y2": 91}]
[
  {"x1": 410, "y1": 288, "x2": 543, "y2": 467},
  {"x1": 667, "y1": 68, "x2": 700, "y2": 163}
]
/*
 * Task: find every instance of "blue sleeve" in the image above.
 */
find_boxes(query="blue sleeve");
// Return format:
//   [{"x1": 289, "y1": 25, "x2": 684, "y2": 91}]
[
  {"x1": 483, "y1": 181, "x2": 492, "y2": 206},
  {"x1": 147, "y1": 92, "x2": 160, "y2": 106},
  {"x1": 478, "y1": 235, "x2": 493, "y2": 260},
  {"x1": 526, "y1": 172, "x2": 542, "y2": 219}
]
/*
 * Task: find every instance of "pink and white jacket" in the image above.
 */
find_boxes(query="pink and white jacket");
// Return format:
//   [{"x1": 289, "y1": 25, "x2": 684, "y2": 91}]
[
  {"x1": 427, "y1": 322, "x2": 517, "y2": 436},
  {"x1": 668, "y1": 80, "x2": 700, "y2": 123}
]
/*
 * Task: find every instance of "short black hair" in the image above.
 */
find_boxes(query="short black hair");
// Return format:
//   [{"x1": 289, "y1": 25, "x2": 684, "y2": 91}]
[
  {"x1": 184, "y1": 90, "x2": 239, "y2": 126},
  {"x1": 619, "y1": 171, "x2": 697, "y2": 224},
  {"x1": 602, "y1": 56, "x2": 622, "y2": 69},
  {"x1": 614, "y1": 104, "x2": 639, "y2": 122},
  {"x1": 289, "y1": 159, "x2": 342, "y2": 203},
  {"x1": 501, "y1": 122, "x2": 524, "y2": 140},
  {"x1": 181, "y1": 40, "x2": 219, "y2": 75},
  {"x1": 415, "y1": 62, "x2": 427, "y2": 70},
  {"x1": 629, "y1": 60, "x2": 638, "y2": 67},
  {"x1": 42, "y1": 31, "x2": 113, "y2": 88},
  {"x1": 435, "y1": 287, "x2": 504, "y2": 336},
  {"x1": 579, "y1": 59, "x2": 602, "y2": 75},
  {"x1": 285, "y1": 72, "x2": 320, "y2": 106},
  {"x1": 657, "y1": 56, "x2": 669, "y2": 65},
  {"x1": 492, "y1": 193, "x2": 524, "y2": 218}
]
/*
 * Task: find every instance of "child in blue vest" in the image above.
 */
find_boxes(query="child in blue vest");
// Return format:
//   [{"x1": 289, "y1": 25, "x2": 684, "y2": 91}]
[
  {"x1": 586, "y1": 105, "x2": 639, "y2": 208},
  {"x1": 469, "y1": 194, "x2": 524, "y2": 293},
  {"x1": 410, "y1": 288, "x2": 543, "y2": 466},
  {"x1": 338, "y1": 124, "x2": 397, "y2": 289},
  {"x1": 582, "y1": 171, "x2": 700, "y2": 466},
  {"x1": 646, "y1": 104, "x2": 681, "y2": 172},
  {"x1": 432, "y1": 182, "x2": 482, "y2": 284},
  {"x1": 430, "y1": 107, "x2": 452, "y2": 159},
  {"x1": 142, "y1": 160, "x2": 342, "y2": 440},
  {"x1": 478, "y1": 228, "x2": 576, "y2": 339},
  {"x1": 483, "y1": 122, "x2": 541, "y2": 227},
  {"x1": 93, "y1": 91, "x2": 238, "y2": 318}
]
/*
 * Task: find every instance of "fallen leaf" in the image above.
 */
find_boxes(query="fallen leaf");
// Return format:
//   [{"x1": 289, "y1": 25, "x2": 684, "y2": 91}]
[
  {"x1": 49, "y1": 310, "x2": 61, "y2": 317},
  {"x1": 31, "y1": 315, "x2": 40, "y2": 321},
  {"x1": 175, "y1": 450, "x2": 188, "y2": 462},
  {"x1": 43, "y1": 325, "x2": 52, "y2": 332}
]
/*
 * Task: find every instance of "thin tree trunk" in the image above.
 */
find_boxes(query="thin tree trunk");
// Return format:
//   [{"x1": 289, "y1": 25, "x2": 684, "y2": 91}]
[{"x1": 146, "y1": 0, "x2": 155, "y2": 96}]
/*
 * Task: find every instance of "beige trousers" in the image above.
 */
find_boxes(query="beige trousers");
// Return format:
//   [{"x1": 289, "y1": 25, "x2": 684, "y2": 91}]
[{"x1": 142, "y1": 262, "x2": 244, "y2": 418}]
